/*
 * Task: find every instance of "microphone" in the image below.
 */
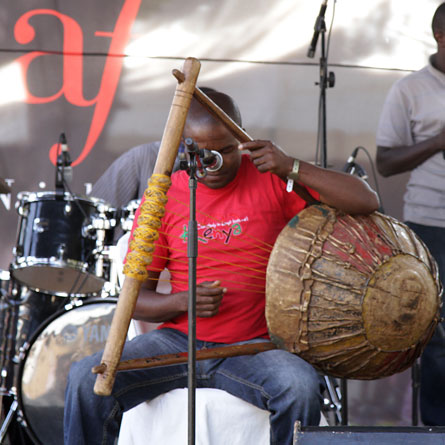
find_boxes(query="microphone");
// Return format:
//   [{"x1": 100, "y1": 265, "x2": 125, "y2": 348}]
[
  {"x1": 342, "y1": 147, "x2": 368, "y2": 179},
  {"x1": 55, "y1": 132, "x2": 72, "y2": 191},
  {"x1": 184, "y1": 139, "x2": 224, "y2": 176},
  {"x1": 347, "y1": 163, "x2": 368, "y2": 180},
  {"x1": 342, "y1": 147, "x2": 360, "y2": 173},
  {"x1": 184, "y1": 138, "x2": 206, "y2": 178},
  {"x1": 307, "y1": 0, "x2": 328, "y2": 58},
  {"x1": 201, "y1": 149, "x2": 223, "y2": 172}
]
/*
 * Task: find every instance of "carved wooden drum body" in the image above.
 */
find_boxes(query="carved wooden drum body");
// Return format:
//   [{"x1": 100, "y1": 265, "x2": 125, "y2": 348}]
[{"x1": 266, "y1": 205, "x2": 442, "y2": 380}]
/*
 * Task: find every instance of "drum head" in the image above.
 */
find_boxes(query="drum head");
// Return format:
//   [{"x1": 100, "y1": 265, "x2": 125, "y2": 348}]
[{"x1": 17, "y1": 298, "x2": 116, "y2": 445}]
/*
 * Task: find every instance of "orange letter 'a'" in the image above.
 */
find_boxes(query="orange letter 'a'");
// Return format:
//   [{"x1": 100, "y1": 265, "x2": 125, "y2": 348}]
[{"x1": 14, "y1": 0, "x2": 141, "y2": 166}]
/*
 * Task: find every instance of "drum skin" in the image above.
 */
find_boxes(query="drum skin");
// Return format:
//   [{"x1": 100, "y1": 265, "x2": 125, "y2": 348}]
[{"x1": 266, "y1": 204, "x2": 442, "y2": 380}]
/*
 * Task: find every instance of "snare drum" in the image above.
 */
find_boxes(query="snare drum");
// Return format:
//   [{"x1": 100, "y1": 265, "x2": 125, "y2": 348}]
[
  {"x1": 17, "y1": 298, "x2": 117, "y2": 445},
  {"x1": 12, "y1": 191, "x2": 116, "y2": 296}
]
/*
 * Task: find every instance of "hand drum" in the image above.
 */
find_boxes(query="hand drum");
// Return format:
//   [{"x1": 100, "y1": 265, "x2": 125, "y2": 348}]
[{"x1": 266, "y1": 204, "x2": 442, "y2": 380}]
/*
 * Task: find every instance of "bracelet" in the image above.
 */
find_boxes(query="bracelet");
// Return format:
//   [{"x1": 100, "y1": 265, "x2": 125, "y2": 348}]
[{"x1": 286, "y1": 159, "x2": 300, "y2": 192}]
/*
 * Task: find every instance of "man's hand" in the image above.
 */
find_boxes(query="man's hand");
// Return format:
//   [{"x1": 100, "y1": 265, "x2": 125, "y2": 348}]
[
  {"x1": 239, "y1": 140, "x2": 293, "y2": 179},
  {"x1": 196, "y1": 280, "x2": 226, "y2": 318}
]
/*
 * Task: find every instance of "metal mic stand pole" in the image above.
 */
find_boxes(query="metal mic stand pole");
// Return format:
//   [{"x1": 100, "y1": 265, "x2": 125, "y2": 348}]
[
  {"x1": 309, "y1": 5, "x2": 345, "y2": 423},
  {"x1": 187, "y1": 151, "x2": 198, "y2": 445},
  {"x1": 307, "y1": 4, "x2": 335, "y2": 169},
  {"x1": 317, "y1": 20, "x2": 335, "y2": 169},
  {"x1": 319, "y1": 19, "x2": 328, "y2": 169}
]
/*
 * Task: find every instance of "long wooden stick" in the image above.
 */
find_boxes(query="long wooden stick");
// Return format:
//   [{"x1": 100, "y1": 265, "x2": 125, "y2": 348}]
[
  {"x1": 93, "y1": 57, "x2": 201, "y2": 396},
  {"x1": 92, "y1": 342, "x2": 277, "y2": 374}
]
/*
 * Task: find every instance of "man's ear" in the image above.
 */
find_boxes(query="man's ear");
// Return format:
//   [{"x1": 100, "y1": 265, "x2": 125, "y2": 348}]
[{"x1": 434, "y1": 30, "x2": 445, "y2": 47}]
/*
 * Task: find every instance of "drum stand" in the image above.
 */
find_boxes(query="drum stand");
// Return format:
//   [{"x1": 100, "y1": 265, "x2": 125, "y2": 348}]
[
  {"x1": 0, "y1": 399, "x2": 18, "y2": 444},
  {"x1": 322, "y1": 376, "x2": 346, "y2": 426},
  {"x1": 0, "y1": 376, "x2": 33, "y2": 444},
  {"x1": 411, "y1": 322, "x2": 445, "y2": 426},
  {"x1": 411, "y1": 358, "x2": 421, "y2": 426}
]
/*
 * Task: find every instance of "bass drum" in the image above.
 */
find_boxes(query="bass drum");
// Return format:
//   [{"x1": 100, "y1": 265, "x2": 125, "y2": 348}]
[
  {"x1": 17, "y1": 298, "x2": 117, "y2": 445},
  {"x1": 266, "y1": 204, "x2": 442, "y2": 380}
]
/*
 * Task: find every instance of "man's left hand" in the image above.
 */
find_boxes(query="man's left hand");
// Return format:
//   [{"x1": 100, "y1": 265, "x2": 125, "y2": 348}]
[{"x1": 239, "y1": 140, "x2": 293, "y2": 179}]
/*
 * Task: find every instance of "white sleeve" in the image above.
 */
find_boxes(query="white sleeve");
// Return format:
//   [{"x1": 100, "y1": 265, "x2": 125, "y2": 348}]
[{"x1": 376, "y1": 80, "x2": 414, "y2": 148}]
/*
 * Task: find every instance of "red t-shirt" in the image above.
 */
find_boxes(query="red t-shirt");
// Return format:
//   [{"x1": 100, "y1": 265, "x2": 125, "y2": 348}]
[{"x1": 131, "y1": 155, "x2": 318, "y2": 343}]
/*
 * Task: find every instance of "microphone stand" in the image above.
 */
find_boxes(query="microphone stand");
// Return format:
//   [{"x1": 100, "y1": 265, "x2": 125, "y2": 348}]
[
  {"x1": 183, "y1": 141, "x2": 200, "y2": 445},
  {"x1": 307, "y1": 2, "x2": 335, "y2": 168}
]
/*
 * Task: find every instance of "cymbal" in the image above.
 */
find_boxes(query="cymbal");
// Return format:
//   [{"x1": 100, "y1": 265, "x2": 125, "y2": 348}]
[{"x1": 0, "y1": 178, "x2": 11, "y2": 194}]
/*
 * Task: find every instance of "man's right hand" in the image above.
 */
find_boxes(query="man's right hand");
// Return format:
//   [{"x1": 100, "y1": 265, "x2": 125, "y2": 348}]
[{"x1": 195, "y1": 280, "x2": 226, "y2": 318}]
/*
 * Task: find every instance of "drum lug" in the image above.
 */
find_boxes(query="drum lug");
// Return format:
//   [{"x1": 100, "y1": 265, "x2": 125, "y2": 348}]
[
  {"x1": 33, "y1": 217, "x2": 48, "y2": 234},
  {"x1": 16, "y1": 204, "x2": 28, "y2": 216},
  {"x1": 16, "y1": 343, "x2": 29, "y2": 362},
  {"x1": 64, "y1": 298, "x2": 83, "y2": 311},
  {"x1": 82, "y1": 222, "x2": 96, "y2": 239},
  {"x1": 57, "y1": 244, "x2": 66, "y2": 259},
  {"x1": 15, "y1": 409, "x2": 28, "y2": 429},
  {"x1": 91, "y1": 216, "x2": 116, "y2": 231}
]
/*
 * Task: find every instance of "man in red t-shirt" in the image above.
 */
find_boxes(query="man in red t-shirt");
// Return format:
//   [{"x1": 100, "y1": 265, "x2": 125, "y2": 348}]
[{"x1": 65, "y1": 90, "x2": 379, "y2": 445}]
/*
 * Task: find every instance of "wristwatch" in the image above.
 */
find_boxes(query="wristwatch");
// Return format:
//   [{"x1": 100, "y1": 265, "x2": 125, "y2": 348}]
[{"x1": 286, "y1": 159, "x2": 300, "y2": 192}]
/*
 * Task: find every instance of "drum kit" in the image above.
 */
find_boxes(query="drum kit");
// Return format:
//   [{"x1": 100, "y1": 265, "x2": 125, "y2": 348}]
[{"x1": 0, "y1": 183, "x2": 138, "y2": 445}]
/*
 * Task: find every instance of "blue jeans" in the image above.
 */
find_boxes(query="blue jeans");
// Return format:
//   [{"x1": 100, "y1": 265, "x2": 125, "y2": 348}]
[
  {"x1": 64, "y1": 328, "x2": 323, "y2": 445},
  {"x1": 406, "y1": 222, "x2": 445, "y2": 426}
]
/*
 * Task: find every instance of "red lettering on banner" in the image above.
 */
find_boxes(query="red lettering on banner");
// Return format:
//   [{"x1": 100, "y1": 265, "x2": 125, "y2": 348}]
[{"x1": 14, "y1": 0, "x2": 142, "y2": 166}]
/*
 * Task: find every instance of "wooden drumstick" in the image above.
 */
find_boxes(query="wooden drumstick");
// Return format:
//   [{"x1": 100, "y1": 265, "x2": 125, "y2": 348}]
[
  {"x1": 172, "y1": 69, "x2": 253, "y2": 144},
  {"x1": 93, "y1": 57, "x2": 201, "y2": 396},
  {"x1": 172, "y1": 72, "x2": 318, "y2": 206}
]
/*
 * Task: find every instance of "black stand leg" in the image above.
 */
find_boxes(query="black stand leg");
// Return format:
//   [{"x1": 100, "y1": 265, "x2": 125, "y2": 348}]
[
  {"x1": 0, "y1": 397, "x2": 34, "y2": 445},
  {"x1": 0, "y1": 398, "x2": 17, "y2": 444},
  {"x1": 411, "y1": 359, "x2": 420, "y2": 426},
  {"x1": 340, "y1": 378, "x2": 348, "y2": 425}
]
